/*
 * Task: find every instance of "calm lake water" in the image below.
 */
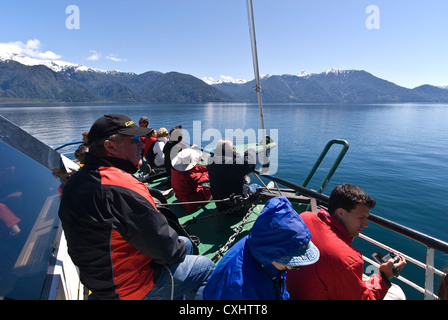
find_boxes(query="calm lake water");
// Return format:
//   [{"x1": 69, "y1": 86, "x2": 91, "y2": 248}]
[{"x1": 1, "y1": 101, "x2": 447, "y2": 299}]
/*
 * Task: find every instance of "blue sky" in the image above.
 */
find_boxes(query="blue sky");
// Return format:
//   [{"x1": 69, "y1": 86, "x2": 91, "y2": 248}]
[{"x1": 0, "y1": 0, "x2": 447, "y2": 88}]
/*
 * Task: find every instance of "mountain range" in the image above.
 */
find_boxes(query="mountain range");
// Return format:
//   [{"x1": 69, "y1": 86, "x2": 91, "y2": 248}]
[
  {"x1": 1, "y1": 53, "x2": 448, "y2": 103},
  {"x1": 0, "y1": 53, "x2": 229, "y2": 103},
  {"x1": 214, "y1": 69, "x2": 448, "y2": 103}
]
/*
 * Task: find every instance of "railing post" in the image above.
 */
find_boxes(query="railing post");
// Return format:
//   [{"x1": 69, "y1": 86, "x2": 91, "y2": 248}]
[{"x1": 424, "y1": 247, "x2": 435, "y2": 300}]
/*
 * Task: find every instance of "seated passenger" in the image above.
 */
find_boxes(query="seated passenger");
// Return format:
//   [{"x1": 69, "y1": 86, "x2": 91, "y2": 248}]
[
  {"x1": 145, "y1": 127, "x2": 169, "y2": 170},
  {"x1": 0, "y1": 203, "x2": 21, "y2": 236},
  {"x1": 207, "y1": 139, "x2": 258, "y2": 217},
  {"x1": 58, "y1": 114, "x2": 214, "y2": 300},
  {"x1": 163, "y1": 125, "x2": 185, "y2": 183},
  {"x1": 438, "y1": 267, "x2": 448, "y2": 300},
  {"x1": 74, "y1": 145, "x2": 88, "y2": 165},
  {"x1": 138, "y1": 116, "x2": 156, "y2": 157},
  {"x1": 286, "y1": 184, "x2": 407, "y2": 300},
  {"x1": 203, "y1": 196, "x2": 320, "y2": 300},
  {"x1": 74, "y1": 131, "x2": 89, "y2": 165},
  {"x1": 171, "y1": 148, "x2": 212, "y2": 211}
]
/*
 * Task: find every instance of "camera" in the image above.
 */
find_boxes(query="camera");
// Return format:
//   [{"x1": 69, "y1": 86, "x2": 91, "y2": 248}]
[
  {"x1": 371, "y1": 251, "x2": 401, "y2": 277},
  {"x1": 372, "y1": 251, "x2": 400, "y2": 264}
]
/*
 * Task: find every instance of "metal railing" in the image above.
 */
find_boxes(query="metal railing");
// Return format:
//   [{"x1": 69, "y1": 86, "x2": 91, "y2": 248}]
[
  {"x1": 54, "y1": 141, "x2": 83, "y2": 151},
  {"x1": 258, "y1": 173, "x2": 448, "y2": 299},
  {"x1": 359, "y1": 233, "x2": 445, "y2": 299},
  {"x1": 300, "y1": 139, "x2": 349, "y2": 193},
  {"x1": 359, "y1": 213, "x2": 448, "y2": 299}
]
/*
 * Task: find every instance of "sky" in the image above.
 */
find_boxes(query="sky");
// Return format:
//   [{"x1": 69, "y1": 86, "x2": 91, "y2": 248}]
[{"x1": 0, "y1": 0, "x2": 447, "y2": 88}]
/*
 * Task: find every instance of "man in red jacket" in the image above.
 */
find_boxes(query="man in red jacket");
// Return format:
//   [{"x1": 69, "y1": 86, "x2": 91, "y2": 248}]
[{"x1": 286, "y1": 184, "x2": 406, "y2": 300}]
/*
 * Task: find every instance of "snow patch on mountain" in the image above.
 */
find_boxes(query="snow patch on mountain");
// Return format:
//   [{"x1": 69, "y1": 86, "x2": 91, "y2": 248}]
[
  {"x1": 202, "y1": 75, "x2": 249, "y2": 85},
  {"x1": 0, "y1": 51, "x2": 110, "y2": 74}
]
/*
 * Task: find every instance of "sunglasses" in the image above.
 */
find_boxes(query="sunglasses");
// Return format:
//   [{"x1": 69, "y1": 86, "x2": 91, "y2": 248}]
[
  {"x1": 131, "y1": 136, "x2": 141, "y2": 143},
  {"x1": 109, "y1": 135, "x2": 142, "y2": 144}
]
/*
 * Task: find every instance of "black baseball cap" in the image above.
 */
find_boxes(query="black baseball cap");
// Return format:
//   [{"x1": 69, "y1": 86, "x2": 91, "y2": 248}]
[{"x1": 87, "y1": 114, "x2": 152, "y2": 145}]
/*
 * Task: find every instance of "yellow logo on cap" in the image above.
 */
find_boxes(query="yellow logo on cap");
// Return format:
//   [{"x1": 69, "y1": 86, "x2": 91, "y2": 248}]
[{"x1": 125, "y1": 121, "x2": 134, "y2": 127}]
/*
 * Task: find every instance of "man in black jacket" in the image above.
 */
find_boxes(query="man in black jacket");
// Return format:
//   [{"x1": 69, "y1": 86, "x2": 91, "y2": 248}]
[
  {"x1": 58, "y1": 114, "x2": 214, "y2": 300},
  {"x1": 207, "y1": 139, "x2": 258, "y2": 217}
]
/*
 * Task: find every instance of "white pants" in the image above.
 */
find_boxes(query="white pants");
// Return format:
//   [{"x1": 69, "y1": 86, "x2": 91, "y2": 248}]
[{"x1": 384, "y1": 283, "x2": 406, "y2": 300}]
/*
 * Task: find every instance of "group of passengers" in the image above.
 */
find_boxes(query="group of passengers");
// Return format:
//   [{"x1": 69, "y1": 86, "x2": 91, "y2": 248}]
[
  {"x1": 59, "y1": 114, "x2": 410, "y2": 300},
  {"x1": 136, "y1": 118, "x2": 259, "y2": 214}
]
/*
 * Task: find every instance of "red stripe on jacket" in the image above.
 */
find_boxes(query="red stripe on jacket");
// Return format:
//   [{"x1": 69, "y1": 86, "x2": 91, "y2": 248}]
[{"x1": 100, "y1": 167, "x2": 157, "y2": 300}]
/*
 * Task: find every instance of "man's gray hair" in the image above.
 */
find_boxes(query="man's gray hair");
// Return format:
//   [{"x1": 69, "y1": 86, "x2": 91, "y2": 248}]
[
  {"x1": 215, "y1": 139, "x2": 234, "y2": 156},
  {"x1": 88, "y1": 133, "x2": 122, "y2": 157}
]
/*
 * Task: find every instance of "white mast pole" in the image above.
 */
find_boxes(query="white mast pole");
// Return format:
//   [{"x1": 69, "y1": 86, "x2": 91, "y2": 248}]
[{"x1": 246, "y1": 0, "x2": 268, "y2": 171}]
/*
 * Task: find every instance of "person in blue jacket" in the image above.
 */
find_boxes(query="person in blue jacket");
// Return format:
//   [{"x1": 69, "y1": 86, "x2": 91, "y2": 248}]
[{"x1": 203, "y1": 196, "x2": 320, "y2": 300}]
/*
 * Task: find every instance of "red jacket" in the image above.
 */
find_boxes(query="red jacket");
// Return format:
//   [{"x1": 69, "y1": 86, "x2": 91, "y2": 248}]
[
  {"x1": 286, "y1": 209, "x2": 390, "y2": 300},
  {"x1": 143, "y1": 135, "x2": 157, "y2": 156},
  {"x1": 170, "y1": 164, "x2": 212, "y2": 211}
]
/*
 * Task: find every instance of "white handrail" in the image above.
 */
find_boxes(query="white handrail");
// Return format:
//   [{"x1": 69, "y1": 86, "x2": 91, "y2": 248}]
[{"x1": 359, "y1": 233, "x2": 445, "y2": 299}]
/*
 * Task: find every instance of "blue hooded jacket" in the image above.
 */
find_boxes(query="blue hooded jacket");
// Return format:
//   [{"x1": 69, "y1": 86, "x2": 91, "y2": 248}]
[{"x1": 203, "y1": 196, "x2": 312, "y2": 300}]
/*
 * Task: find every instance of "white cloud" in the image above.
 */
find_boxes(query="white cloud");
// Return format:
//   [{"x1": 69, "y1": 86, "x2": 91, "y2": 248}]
[
  {"x1": 85, "y1": 51, "x2": 127, "y2": 63},
  {"x1": 37, "y1": 50, "x2": 61, "y2": 60},
  {"x1": 201, "y1": 76, "x2": 215, "y2": 84},
  {"x1": 24, "y1": 39, "x2": 40, "y2": 50},
  {"x1": 0, "y1": 40, "x2": 127, "y2": 67},
  {"x1": 86, "y1": 51, "x2": 126, "y2": 62},
  {"x1": 87, "y1": 50, "x2": 101, "y2": 61},
  {"x1": 0, "y1": 39, "x2": 62, "y2": 60},
  {"x1": 106, "y1": 54, "x2": 127, "y2": 62}
]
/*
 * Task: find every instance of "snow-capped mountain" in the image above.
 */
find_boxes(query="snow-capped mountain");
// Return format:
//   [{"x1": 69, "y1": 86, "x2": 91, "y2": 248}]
[
  {"x1": 0, "y1": 53, "x2": 229, "y2": 103},
  {"x1": 211, "y1": 69, "x2": 448, "y2": 103},
  {"x1": 2, "y1": 50, "x2": 448, "y2": 103},
  {"x1": 323, "y1": 68, "x2": 355, "y2": 75},
  {"x1": 202, "y1": 76, "x2": 249, "y2": 85},
  {"x1": 0, "y1": 51, "x2": 109, "y2": 73}
]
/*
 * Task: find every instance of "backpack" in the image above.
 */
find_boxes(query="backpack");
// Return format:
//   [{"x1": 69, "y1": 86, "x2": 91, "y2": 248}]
[{"x1": 145, "y1": 141, "x2": 157, "y2": 167}]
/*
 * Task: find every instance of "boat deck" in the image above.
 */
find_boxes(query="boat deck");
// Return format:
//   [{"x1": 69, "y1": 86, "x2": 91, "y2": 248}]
[
  {"x1": 143, "y1": 138, "x2": 277, "y2": 261},
  {"x1": 148, "y1": 174, "x2": 268, "y2": 262}
]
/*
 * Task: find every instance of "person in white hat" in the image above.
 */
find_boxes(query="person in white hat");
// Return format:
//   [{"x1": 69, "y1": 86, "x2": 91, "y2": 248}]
[{"x1": 170, "y1": 148, "x2": 212, "y2": 211}]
